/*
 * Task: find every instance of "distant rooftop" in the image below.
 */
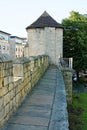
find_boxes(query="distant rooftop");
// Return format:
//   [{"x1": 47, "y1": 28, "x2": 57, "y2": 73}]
[
  {"x1": 0, "y1": 30, "x2": 11, "y2": 35},
  {"x1": 10, "y1": 36, "x2": 27, "y2": 40},
  {"x1": 26, "y1": 11, "x2": 63, "y2": 29}
]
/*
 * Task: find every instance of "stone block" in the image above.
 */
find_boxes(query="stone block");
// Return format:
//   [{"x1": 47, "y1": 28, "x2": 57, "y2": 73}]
[
  {"x1": 0, "y1": 97, "x2": 4, "y2": 109},
  {"x1": 13, "y1": 64, "x2": 23, "y2": 77},
  {"x1": 15, "y1": 92, "x2": 21, "y2": 105},
  {"x1": 5, "y1": 103, "x2": 10, "y2": 115},
  {"x1": 4, "y1": 93, "x2": 10, "y2": 106},
  {"x1": 15, "y1": 86, "x2": 19, "y2": 95},
  {"x1": 9, "y1": 76, "x2": 13, "y2": 84},
  {"x1": 21, "y1": 88, "x2": 25, "y2": 97},
  {"x1": 3, "y1": 69, "x2": 7, "y2": 77},
  {"x1": 0, "y1": 108, "x2": 5, "y2": 122},
  {"x1": 25, "y1": 84, "x2": 31, "y2": 94},
  {"x1": 12, "y1": 98, "x2": 16, "y2": 109},
  {"x1": 2, "y1": 84, "x2": 9, "y2": 95},
  {"x1": 16, "y1": 86, "x2": 21, "y2": 95},
  {"x1": 4, "y1": 77, "x2": 9, "y2": 86},
  {"x1": 24, "y1": 72, "x2": 28, "y2": 78},
  {"x1": 0, "y1": 118, "x2": 5, "y2": 128},
  {"x1": 0, "y1": 88, "x2": 3, "y2": 97},
  {"x1": 0, "y1": 86, "x2": 9, "y2": 97},
  {"x1": 9, "y1": 89, "x2": 15, "y2": 100},
  {"x1": 9, "y1": 83, "x2": 14, "y2": 91},
  {"x1": 14, "y1": 78, "x2": 22, "y2": 88},
  {"x1": 0, "y1": 69, "x2": 4, "y2": 78},
  {"x1": 0, "y1": 78, "x2": 4, "y2": 88},
  {"x1": 9, "y1": 100, "x2": 13, "y2": 111}
]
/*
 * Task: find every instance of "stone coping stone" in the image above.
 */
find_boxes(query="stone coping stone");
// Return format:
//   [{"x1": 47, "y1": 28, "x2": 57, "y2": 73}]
[
  {"x1": 13, "y1": 55, "x2": 48, "y2": 64},
  {"x1": 0, "y1": 54, "x2": 12, "y2": 62}
]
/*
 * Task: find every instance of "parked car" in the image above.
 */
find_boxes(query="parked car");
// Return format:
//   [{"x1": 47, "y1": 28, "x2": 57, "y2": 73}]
[{"x1": 72, "y1": 73, "x2": 77, "y2": 81}]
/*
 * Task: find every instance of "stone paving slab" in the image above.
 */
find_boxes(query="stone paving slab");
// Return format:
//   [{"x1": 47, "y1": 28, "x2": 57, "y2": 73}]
[
  {"x1": 8, "y1": 116, "x2": 49, "y2": 126},
  {"x1": 2, "y1": 124, "x2": 47, "y2": 130},
  {"x1": 14, "y1": 106, "x2": 51, "y2": 118},
  {"x1": 22, "y1": 98, "x2": 53, "y2": 106},
  {"x1": 13, "y1": 105, "x2": 51, "y2": 114}
]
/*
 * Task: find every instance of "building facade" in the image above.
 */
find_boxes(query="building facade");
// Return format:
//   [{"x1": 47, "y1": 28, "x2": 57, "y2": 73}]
[
  {"x1": 24, "y1": 43, "x2": 29, "y2": 57},
  {"x1": 9, "y1": 36, "x2": 27, "y2": 58},
  {"x1": 26, "y1": 11, "x2": 63, "y2": 65},
  {"x1": 0, "y1": 30, "x2": 11, "y2": 55}
]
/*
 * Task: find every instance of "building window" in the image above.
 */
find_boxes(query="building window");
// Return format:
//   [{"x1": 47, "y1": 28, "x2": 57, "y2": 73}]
[
  {"x1": 18, "y1": 48, "x2": 20, "y2": 51},
  {"x1": 7, "y1": 46, "x2": 9, "y2": 50},
  {"x1": 0, "y1": 34, "x2": 8, "y2": 41},
  {"x1": 3, "y1": 46, "x2": 5, "y2": 50}
]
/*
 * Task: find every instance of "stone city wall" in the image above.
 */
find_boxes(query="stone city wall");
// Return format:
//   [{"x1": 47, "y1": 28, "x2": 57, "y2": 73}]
[
  {"x1": 0, "y1": 55, "x2": 49, "y2": 128},
  {"x1": 61, "y1": 68, "x2": 72, "y2": 103}
]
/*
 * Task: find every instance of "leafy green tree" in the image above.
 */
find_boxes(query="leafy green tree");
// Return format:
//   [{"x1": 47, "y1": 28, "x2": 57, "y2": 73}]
[{"x1": 62, "y1": 11, "x2": 87, "y2": 80}]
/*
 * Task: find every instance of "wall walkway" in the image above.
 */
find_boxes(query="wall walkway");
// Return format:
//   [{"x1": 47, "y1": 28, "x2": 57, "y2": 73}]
[{"x1": 1, "y1": 65, "x2": 69, "y2": 130}]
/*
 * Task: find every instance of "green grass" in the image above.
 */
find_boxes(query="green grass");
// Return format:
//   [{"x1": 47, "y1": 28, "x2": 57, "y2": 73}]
[
  {"x1": 68, "y1": 92, "x2": 87, "y2": 130},
  {"x1": 77, "y1": 93, "x2": 87, "y2": 130}
]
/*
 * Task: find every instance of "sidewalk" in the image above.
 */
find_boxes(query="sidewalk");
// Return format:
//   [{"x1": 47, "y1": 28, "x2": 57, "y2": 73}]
[{"x1": 1, "y1": 65, "x2": 68, "y2": 130}]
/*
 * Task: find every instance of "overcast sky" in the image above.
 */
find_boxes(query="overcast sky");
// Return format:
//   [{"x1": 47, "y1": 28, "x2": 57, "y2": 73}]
[{"x1": 0, "y1": 0, "x2": 87, "y2": 37}]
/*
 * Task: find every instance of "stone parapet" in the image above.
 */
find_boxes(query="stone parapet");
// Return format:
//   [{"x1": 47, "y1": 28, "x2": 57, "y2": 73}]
[
  {"x1": 48, "y1": 66, "x2": 69, "y2": 130},
  {"x1": 0, "y1": 54, "x2": 49, "y2": 128},
  {"x1": 61, "y1": 68, "x2": 72, "y2": 103}
]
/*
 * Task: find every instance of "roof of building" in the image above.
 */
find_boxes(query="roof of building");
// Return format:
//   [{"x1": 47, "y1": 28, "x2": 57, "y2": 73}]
[
  {"x1": 26, "y1": 11, "x2": 63, "y2": 29},
  {"x1": 0, "y1": 30, "x2": 11, "y2": 35},
  {"x1": 10, "y1": 36, "x2": 27, "y2": 40}
]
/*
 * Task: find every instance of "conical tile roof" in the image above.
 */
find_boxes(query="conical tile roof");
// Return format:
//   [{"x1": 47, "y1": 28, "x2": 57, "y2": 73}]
[{"x1": 26, "y1": 11, "x2": 63, "y2": 29}]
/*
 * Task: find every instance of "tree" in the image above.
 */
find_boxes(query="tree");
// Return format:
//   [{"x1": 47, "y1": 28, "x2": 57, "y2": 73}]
[{"x1": 62, "y1": 11, "x2": 87, "y2": 80}]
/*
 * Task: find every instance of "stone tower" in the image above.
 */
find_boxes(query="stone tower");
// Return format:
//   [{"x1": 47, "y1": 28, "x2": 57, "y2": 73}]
[{"x1": 26, "y1": 11, "x2": 63, "y2": 65}]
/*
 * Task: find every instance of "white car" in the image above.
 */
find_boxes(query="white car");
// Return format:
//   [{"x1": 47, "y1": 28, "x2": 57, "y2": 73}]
[{"x1": 72, "y1": 73, "x2": 77, "y2": 81}]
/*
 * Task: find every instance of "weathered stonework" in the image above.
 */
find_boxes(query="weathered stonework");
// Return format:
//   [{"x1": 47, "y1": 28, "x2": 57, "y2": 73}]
[
  {"x1": 26, "y1": 11, "x2": 63, "y2": 65},
  {"x1": 0, "y1": 55, "x2": 49, "y2": 128},
  {"x1": 27, "y1": 28, "x2": 63, "y2": 65},
  {"x1": 61, "y1": 68, "x2": 72, "y2": 103}
]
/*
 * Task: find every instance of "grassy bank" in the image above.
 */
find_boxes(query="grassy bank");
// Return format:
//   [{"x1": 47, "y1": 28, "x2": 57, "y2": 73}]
[{"x1": 68, "y1": 92, "x2": 87, "y2": 130}]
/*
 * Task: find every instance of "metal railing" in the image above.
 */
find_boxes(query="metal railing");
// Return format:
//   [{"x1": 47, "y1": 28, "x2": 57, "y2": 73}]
[{"x1": 59, "y1": 57, "x2": 73, "y2": 69}]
